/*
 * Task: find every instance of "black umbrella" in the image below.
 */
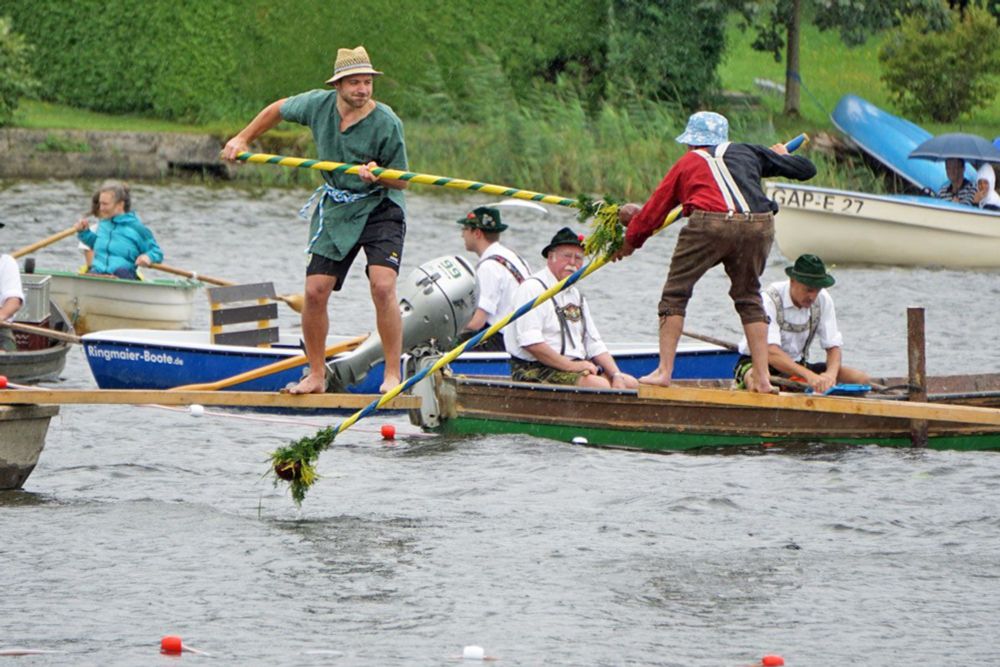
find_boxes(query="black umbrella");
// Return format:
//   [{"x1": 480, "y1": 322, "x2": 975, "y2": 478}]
[{"x1": 909, "y1": 133, "x2": 1000, "y2": 162}]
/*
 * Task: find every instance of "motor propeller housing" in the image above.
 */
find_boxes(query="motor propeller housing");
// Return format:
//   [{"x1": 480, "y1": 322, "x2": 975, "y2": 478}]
[{"x1": 326, "y1": 255, "x2": 479, "y2": 391}]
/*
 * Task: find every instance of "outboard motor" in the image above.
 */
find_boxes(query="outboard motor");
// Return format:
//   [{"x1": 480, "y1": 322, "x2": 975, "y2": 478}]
[{"x1": 326, "y1": 254, "x2": 479, "y2": 392}]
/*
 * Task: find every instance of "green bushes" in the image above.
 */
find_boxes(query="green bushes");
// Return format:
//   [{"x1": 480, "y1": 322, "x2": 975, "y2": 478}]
[
  {"x1": 880, "y1": 5, "x2": 1000, "y2": 122},
  {"x1": 607, "y1": 0, "x2": 726, "y2": 110},
  {"x1": 3, "y1": 1, "x2": 726, "y2": 123},
  {"x1": 0, "y1": 16, "x2": 37, "y2": 126}
]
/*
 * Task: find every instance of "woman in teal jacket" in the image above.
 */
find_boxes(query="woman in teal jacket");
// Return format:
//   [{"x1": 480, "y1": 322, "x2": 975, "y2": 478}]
[{"x1": 74, "y1": 181, "x2": 163, "y2": 280}]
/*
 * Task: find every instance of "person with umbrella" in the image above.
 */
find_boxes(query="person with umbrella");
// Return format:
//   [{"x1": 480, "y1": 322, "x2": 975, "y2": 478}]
[
  {"x1": 938, "y1": 158, "x2": 977, "y2": 205},
  {"x1": 909, "y1": 132, "x2": 1000, "y2": 206}
]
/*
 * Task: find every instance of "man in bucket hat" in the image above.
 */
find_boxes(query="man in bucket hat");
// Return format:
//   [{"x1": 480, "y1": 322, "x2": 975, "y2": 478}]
[
  {"x1": 734, "y1": 254, "x2": 870, "y2": 393},
  {"x1": 457, "y1": 206, "x2": 532, "y2": 352},
  {"x1": 0, "y1": 223, "x2": 26, "y2": 352},
  {"x1": 613, "y1": 110, "x2": 816, "y2": 393},
  {"x1": 504, "y1": 227, "x2": 638, "y2": 388},
  {"x1": 223, "y1": 46, "x2": 409, "y2": 394}
]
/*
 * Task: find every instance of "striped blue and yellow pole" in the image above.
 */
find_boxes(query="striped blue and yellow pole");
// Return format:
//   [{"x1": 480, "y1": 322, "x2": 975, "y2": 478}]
[
  {"x1": 235, "y1": 151, "x2": 579, "y2": 208},
  {"x1": 270, "y1": 204, "x2": 681, "y2": 504},
  {"x1": 268, "y1": 134, "x2": 808, "y2": 504}
]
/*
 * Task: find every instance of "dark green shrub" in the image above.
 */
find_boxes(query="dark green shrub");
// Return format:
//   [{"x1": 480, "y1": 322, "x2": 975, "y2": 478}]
[
  {"x1": 606, "y1": 0, "x2": 726, "y2": 110},
  {"x1": 879, "y1": 5, "x2": 1000, "y2": 121},
  {"x1": 0, "y1": 16, "x2": 37, "y2": 126}
]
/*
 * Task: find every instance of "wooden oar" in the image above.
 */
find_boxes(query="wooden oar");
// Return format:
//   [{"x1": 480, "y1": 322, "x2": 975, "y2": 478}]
[
  {"x1": 149, "y1": 263, "x2": 304, "y2": 313},
  {"x1": 0, "y1": 320, "x2": 81, "y2": 344},
  {"x1": 10, "y1": 226, "x2": 78, "y2": 259},
  {"x1": 682, "y1": 329, "x2": 893, "y2": 393},
  {"x1": 637, "y1": 384, "x2": 1000, "y2": 427},
  {"x1": 0, "y1": 388, "x2": 420, "y2": 410},
  {"x1": 168, "y1": 333, "x2": 369, "y2": 391},
  {"x1": 683, "y1": 330, "x2": 738, "y2": 351}
]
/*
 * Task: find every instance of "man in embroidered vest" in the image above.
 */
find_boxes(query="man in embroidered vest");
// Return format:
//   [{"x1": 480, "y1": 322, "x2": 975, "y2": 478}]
[
  {"x1": 457, "y1": 206, "x2": 531, "y2": 352},
  {"x1": 504, "y1": 227, "x2": 638, "y2": 389},
  {"x1": 734, "y1": 254, "x2": 870, "y2": 393},
  {"x1": 223, "y1": 46, "x2": 408, "y2": 394},
  {"x1": 612, "y1": 111, "x2": 816, "y2": 394}
]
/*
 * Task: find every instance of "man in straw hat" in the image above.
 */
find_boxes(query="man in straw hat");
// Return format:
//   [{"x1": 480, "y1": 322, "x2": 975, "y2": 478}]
[
  {"x1": 456, "y1": 206, "x2": 531, "y2": 352},
  {"x1": 612, "y1": 110, "x2": 816, "y2": 393},
  {"x1": 223, "y1": 46, "x2": 409, "y2": 394},
  {"x1": 504, "y1": 227, "x2": 638, "y2": 388},
  {"x1": 734, "y1": 254, "x2": 869, "y2": 393},
  {"x1": 0, "y1": 222, "x2": 26, "y2": 352}
]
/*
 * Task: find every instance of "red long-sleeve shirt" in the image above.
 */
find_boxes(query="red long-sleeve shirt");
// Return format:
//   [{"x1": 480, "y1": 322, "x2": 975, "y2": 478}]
[{"x1": 625, "y1": 143, "x2": 816, "y2": 249}]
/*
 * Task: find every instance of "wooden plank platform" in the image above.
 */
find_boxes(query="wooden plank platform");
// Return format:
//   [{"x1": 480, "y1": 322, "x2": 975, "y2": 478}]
[
  {"x1": 637, "y1": 385, "x2": 1000, "y2": 426},
  {"x1": 0, "y1": 389, "x2": 420, "y2": 410}
]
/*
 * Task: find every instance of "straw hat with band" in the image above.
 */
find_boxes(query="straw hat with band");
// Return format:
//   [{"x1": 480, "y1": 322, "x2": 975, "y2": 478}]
[
  {"x1": 325, "y1": 46, "x2": 383, "y2": 85},
  {"x1": 541, "y1": 227, "x2": 585, "y2": 258},
  {"x1": 785, "y1": 254, "x2": 835, "y2": 288}
]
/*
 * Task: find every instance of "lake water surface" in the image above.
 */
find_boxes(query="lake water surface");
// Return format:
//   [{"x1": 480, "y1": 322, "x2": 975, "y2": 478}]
[{"x1": 1, "y1": 180, "x2": 999, "y2": 665}]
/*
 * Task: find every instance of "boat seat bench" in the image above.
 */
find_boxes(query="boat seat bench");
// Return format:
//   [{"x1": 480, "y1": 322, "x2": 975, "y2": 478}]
[{"x1": 208, "y1": 282, "x2": 280, "y2": 347}]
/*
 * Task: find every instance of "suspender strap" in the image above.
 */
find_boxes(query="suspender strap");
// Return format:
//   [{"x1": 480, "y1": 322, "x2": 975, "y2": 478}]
[
  {"x1": 765, "y1": 285, "x2": 821, "y2": 362},
  {"x1": 528, "y1": 277, "x2": 586, "y2": 356},
  {"x1": 478, "y1": 254, "x2": 526, "y2": 284},
  {"x1": 694, "y1": 143, "x2": 751, "y2": 214}
]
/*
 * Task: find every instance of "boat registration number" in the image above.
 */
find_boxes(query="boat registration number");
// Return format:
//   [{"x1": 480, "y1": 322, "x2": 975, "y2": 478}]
[{"x1": 770, "y1": 187, "x2": 864, "y2": 215}]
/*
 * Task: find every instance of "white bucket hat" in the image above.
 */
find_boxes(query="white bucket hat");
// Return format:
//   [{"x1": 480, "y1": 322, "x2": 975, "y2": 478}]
[{"x1": 675, "y1": 111, "x2": 729, "y2": 146}]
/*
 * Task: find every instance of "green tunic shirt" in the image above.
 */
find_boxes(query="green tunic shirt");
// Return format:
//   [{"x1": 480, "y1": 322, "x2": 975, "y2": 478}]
[{"x1": 281, "y1": 89, "x2": 408, "y2": 261}]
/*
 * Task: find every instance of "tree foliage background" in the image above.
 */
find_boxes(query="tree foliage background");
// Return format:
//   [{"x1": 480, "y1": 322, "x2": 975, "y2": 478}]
[
  {"x1": 0, "y1": 15, "x2": 37, "y2": 126},
  {"x1": 2, "y1": 0, "x2": 728, "y2": 123},
  {"x1": 879, "y1": 4, "x2": 1000, "y2": 121}
]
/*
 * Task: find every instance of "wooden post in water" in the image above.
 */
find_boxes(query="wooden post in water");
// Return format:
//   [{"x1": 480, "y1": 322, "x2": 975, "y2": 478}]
[{"x1": 907, "y1": 307, "x2": 928, "y2": 447}]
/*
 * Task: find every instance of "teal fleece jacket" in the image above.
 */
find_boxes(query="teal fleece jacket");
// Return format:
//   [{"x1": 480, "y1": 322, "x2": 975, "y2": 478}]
[{"x1": 78, "y1": 212, "x2": 163, "y2": 274}]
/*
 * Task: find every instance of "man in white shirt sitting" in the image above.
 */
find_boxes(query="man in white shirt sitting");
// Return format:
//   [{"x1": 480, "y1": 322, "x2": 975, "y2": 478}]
[
  {"x1": 504, "y1": 227, "x2": 638, "y2": 389},
  {"x1": 735, "y1": 253, "x2": 869, "y2": 394},
  {"x1": 0, "y1": 223, "x2": 26, "y2": 353},
  {"x1": 458, "y1": 206, "x2": 531, "y2": 352}
]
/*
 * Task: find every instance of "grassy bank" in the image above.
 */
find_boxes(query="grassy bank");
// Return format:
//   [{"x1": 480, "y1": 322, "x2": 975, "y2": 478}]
[{"x1": 8, "y1": 18, "x2": 998, "y2": 199}]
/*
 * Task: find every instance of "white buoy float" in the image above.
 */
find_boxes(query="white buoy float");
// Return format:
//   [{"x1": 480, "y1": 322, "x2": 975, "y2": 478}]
[
  {"x1": 462, "y1": 645, "x2": 485, "y2": 660},
  {"x1": 189, "y1": 404, "x2": 205, "y2": 417}
]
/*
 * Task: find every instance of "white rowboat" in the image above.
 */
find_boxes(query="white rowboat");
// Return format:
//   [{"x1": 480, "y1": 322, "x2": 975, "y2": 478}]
[
  {"x1": 767, "y1": 182, "x2": 1000, "y2": 269},
  {"x1": 37, "y1": 270, "x2": 202, "y2": 333}
]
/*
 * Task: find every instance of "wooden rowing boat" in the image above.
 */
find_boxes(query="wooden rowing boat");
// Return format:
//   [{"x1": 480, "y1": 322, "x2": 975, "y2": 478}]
[
  {"x1": 0, "y1": 404, "x2": 59, "y2": 489},
  {"x1": 410, "y1": 373, "x2": 1000, "y2": 452},
  {"x1": 0, "y1": 300, "x2": 74, "y2": 383},
  {"x1": 37, "y1": 269, "x2": 202, "y2": 333}
]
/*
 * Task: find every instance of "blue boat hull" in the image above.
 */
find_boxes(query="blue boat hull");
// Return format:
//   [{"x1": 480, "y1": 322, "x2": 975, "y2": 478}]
[
  {"x1": 831, "y1": 94, "x2": 975, "y2": 192},
  {"x1": 82, "y1": 336, "x2": 739, "y2": 393}
]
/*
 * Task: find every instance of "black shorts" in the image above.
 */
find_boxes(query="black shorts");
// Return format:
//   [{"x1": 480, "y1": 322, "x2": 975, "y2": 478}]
[{"x1": 306, "y1": 200, "x2": 405, "y2": 291}]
